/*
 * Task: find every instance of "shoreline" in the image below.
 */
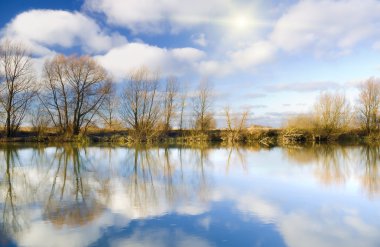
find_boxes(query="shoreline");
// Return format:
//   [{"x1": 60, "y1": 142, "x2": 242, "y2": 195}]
[{"x1": 0, "y1": 128, "x2": 375, "y2": 146}]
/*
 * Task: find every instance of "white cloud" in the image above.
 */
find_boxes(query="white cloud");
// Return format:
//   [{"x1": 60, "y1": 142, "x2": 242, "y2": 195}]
[
  {"x1": 271, "y1": 0, "x2": 380, "y2": 55},
  {"x1": 111, "y1": 230, "x2": 213, "y2": 247},
  {"x1": 235, "y1": 195, "x2": 280, "y2": 223},
  {"x1": 279, "y1": 211, "x2": 380, "y2": 247},
  {"x1": 84, "y1": 0, "x2": 238, "y2": 33},
  {"x1": 176, "y1": 203, "x2": 209, "y2": 216},
  {"x1": 197, "y1": 60, "x2": 230, "y2": 77},
  {"x1": 94, "y1": 43, "x2": 205, "y2": 80},
  {"x1": 18, "y1": 217, "x2": 109, "y2": 247},
  {"x1": 373, "y1": 41, "x2": 380, "y2": 51},
  {"x1": 198, "y1": 41, "x2": 276, "y2": 76},
  {"x1": 1, "y1": 9, "x2": 127, "y2": 55},
  {"x1": 192, "y1": 33, "x2": 207, "y2": 47},
  {"x1": 228, "y1": 41, "x2": 277, "y2": 70},
  {"x1": 31, "y1": 54, "x2": 56, "y2": 78},
  {"x1": 171, "y1": 47, "x2": 205, "y2": 61},
  {"x1": 264, "y1": 81, "x2": 342, "y2": 93}
]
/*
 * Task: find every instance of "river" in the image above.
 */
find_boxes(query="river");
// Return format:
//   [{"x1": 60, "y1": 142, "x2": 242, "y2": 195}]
[{"x1": 0, "y1": 144, "x2": 379, "y2": 247}]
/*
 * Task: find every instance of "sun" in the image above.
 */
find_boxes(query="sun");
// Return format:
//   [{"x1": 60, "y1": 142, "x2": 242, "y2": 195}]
[{"x1": 233, "y1": 16, "x2": 250, "y2": 30}]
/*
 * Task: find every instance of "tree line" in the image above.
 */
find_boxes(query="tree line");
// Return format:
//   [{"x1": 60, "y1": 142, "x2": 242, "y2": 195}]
[
  {"x1": 0, "y1": 40, "x2": 221, "y2": 139},
  {"x1": 5, "y1": 40, "x2": 379, "y2": 142},
  {"x1": 285, "y1": 78, "x2": 380, "y2": 139}
]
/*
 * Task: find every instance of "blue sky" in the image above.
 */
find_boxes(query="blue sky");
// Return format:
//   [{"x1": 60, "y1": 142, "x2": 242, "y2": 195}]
[{"x1": 1, "y1": 0, "x2": 380, "y2": 127}]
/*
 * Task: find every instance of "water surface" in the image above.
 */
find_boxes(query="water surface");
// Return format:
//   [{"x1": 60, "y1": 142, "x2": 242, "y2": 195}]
[{"x1": 0, "y1": 144, "x2": 380, "y2": 247}]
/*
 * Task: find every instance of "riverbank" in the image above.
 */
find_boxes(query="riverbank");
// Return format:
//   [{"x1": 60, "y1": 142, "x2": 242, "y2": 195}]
[{"x1": 0, "y1": 127, "x2": 375, "y2": 145}]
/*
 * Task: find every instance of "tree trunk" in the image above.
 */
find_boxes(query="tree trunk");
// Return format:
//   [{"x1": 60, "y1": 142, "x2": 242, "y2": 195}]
[
  {"x1": 6, "y1": 112, "x2": 12, "y2": 138},
  {"x1": 6, "y1": 119, "x2": 11, "y2": 137},
  {"x1": 73, "y1": 126, "x2": 80, "y2": 135}
]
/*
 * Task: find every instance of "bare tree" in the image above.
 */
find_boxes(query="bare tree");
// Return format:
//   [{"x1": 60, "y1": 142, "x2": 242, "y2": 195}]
[
  {"x1": 357, "y1": 78, "x2": 380, "y2": 134},
  {"x1": 97, "y1": 83, "x2": 120, "y2": 130},
  {"x1": 192, "y1": 80, "x2": 214, "y2": 131},
  {"x1": 224, "y1": 106, "x2": 249, "y2": 143},
  {"x1": 178, "y1": 87, "x2": 187, "y2": 130},
  {"x1": 313, "y1": 91, "x2": 351, "y2": 135},
  {"x1": 40, "y1": 55, "x2": 111, "y2": 135},
  {"x1": 284, "y1": 114, "x2": 315, "y2": 131},
  {"x1": 30, "y1": 101, "x2": 51, "y2": 135},
  {"x1": 163, "y1": 76, "x2": 178, "y2": 131},
  {"x1": 40, "y1": 55, "x2": 69, "y2": 133},
  {"x1": 120, "y1": 67, "x2": 161, "y2": 141},
  {"x1": 0, "y1": 40, "x2": 36, "y2": 137}
]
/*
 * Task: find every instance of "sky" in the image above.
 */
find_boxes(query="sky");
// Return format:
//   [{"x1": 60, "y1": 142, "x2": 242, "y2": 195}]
[{"x1": 0, "y1": 0, "x2": 380, "y2": 127}]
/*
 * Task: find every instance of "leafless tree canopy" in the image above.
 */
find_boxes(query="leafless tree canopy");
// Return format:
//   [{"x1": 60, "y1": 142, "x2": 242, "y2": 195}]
[
  {"x1": 223, "y1": 106, "x2": 249, "y2": 143},
  {"x1": 6, "y1": 38, "x2": 380, "y2": 141},
  {"x1": 40, "y1": 55, "x2": 111, "y2": 135},
  {"x1": 313, "y1": 91, "x2": 351, "y2": 134},
  {"x1": 225, "y1": 107, "x2": 248, "y2": 131},
  {"x1": 163, "y1": 76, "x2": 178, "y2": 131},
  {"x1": 97, "y1": 83, "x2": 120, "y2": 130},
  {"x1": 120, "y1": 67, "x2": 161, "y2": 140},
  {"x1": 193, "y1": 80, "x2": 215, "y2": 131},
  {"x1": 357, "y1": 78, "x2": 380, "y2": 134},
  {"x1": 285, "y1": 114, "x2": 314, "y2": 131},
  {"x1": 30, "y1": 101, "x2": 51, "y2": 135},
  {"x1": 0, "y1": 40, "x2": 36, "y2": 137},
  {"x1": 178, "y1": 86, "x2": 187, "y2": 130}
]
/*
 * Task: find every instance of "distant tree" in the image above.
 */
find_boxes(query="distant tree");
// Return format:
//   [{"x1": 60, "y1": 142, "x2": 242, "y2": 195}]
[
  {"x1": 192, "y1": 80, "x2": 214, "y2": 131},
  {"x1": 357, "y1": 78, "x2": 380, "y2": 134},
  {"x1": 313, "y1": 91, "x2": 351, "y2": 135},
  {"x1": 97, "y1": 83, "x2": 120, "y2": 130},
  {"x1": 30, "y1": 101, "x2": 51, "y2": 135},
  {"x1": 163, "y1": 76, "x2": 178, "y2": 131},
  {"x1": 0, "y1": 40, "x2": 36, "y2": 137},
  {"x1": 284, "y1": 114, "x2": 315, "y2": 131},
  {"x1": 178, "y1": 85, "x2": 187, "y2": 130},
  {"x1": 120, "y1": 67, "x2": 161, "y2": 140},
  {"x1": 224, "y1": 106, "x2": 249, "y2": 142},
  {"x1": 194, "y1": 113, "x2": 216, "y2": 131},
  {"x1": 40, "y1": 55, "x2": 111, "y2": 135}
]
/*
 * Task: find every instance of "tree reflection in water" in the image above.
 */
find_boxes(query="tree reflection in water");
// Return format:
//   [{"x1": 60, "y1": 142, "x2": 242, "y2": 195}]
[
  {"x1": 0, "y1": 144, "x2": 379, "y2": 246},
  {"x1": 360, "y1": 146, "x2": 380, "y2": 198},
  {"x1": 1, "y1": 148, "x2": 24, "y2": 237},
  {"x1": 42, "y1": 145, "x2": 106, "y2": 227},
  {"x1": 226, "y1": 146, "x2": 248, "y2": 174},
  {"x1": 284, "y1": 144, "x2": 380, "y2": 196},
  {"x1": 121, "y1": 146, "x2": 211, "y2": 216},
  {"x1": 0, "y1": 145, "x2": 214, "y2": 242}
]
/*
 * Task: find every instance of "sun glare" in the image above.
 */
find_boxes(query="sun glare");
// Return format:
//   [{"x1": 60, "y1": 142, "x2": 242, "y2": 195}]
[{"x1": 233, "y1": 16, "x2": 250, "y2": 30}]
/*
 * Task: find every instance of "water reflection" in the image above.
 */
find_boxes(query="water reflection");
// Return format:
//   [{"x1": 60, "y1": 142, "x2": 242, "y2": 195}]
[
  {"x1": 283, "y1": 145, "x2": 351, "y2": 185},
  {"x1": 283, "y1": 145, "x2": 380, "y2": 197},
  {"x1": 0, "y1": 144, "x2": 379, "y2": 246},
  {"x1": 42, "y1": 146, "x2": 106, "y2": 227},
  {"x1": 359, "y1": 146, "x2": 380, "y2": 197},
  {"x1": 2, "y1": 149, "x2": 23, "y2": 237}
]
